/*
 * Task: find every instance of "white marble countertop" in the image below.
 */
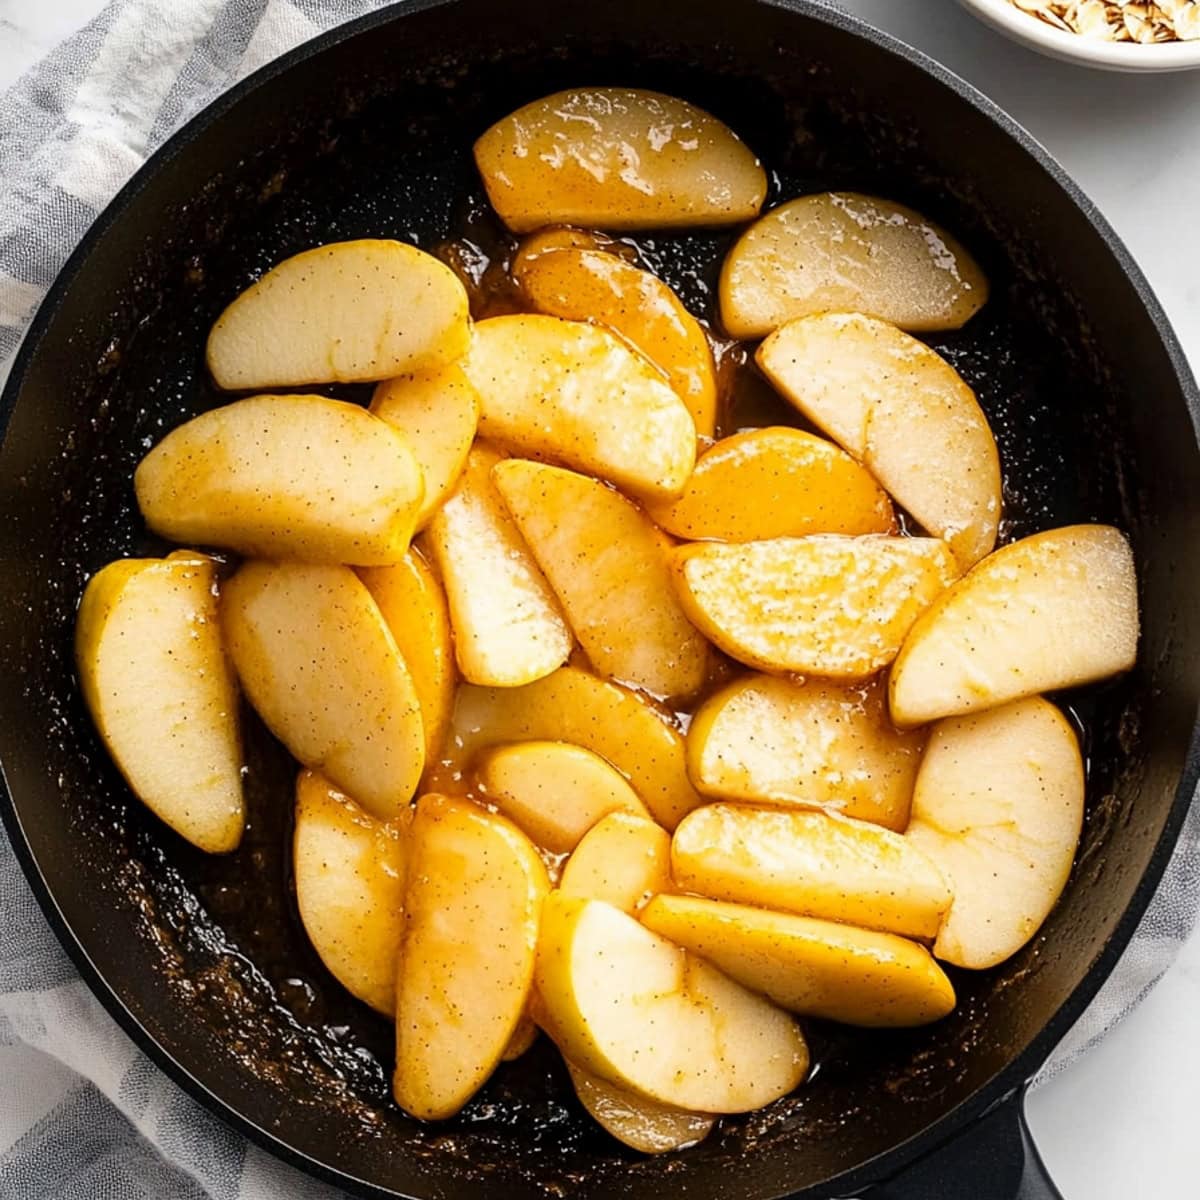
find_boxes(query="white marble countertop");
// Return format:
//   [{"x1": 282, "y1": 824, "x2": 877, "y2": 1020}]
[{"x1": 1, "y1": 1, "x2": 1198, "y2": 1197}]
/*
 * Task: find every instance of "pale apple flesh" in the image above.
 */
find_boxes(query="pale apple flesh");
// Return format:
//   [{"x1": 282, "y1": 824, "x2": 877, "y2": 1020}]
[
  {"x1": 394, "y1": 795, "x2": 549, "y2": 1120},
  {"x1": 567, "y1": 1063, "x2": 715, "y2": 1153},
  {"x1": 890, "y1": 525, "x2": 1139, "y2": 726},
  {"x1": 423, "y1": 443, "x2": 572, "y2": 688},
  {"x1": 478, "y1": 741, "x2": 650, "y2": 854},
  {"x1": 671, "y1": 803, "x2": 952, "y2": 940},
  {"x1": 642, "y1": 894, "x2": 955, "y2": 1027},
  {"x1": 134, "y1": 394, "x2": 425, "y2": 566},
  {"x1": 76, "y1": 552, "x2": 244, "y2": 854},
  {"x1": 293, "y1": 771, "x2": 409, "y2": 1016},
  {"x1": 534, "y1": 893, "x2": 809, "y2": 1113},
  {"x1": 719, "y1": 192, "x2": 988, "y2": 339},
  {"x1": 558, "y1": 812, "x2": 671, "y2": 913},
  {"x1": 220, "y1": 561, "x2": 425, "y2": 820},
  {"x1": 671, "y1": 535, "x2": 961, "y2": 678},
  {"x1": 906, "y1": 697, "x2": 1085, "y2": 970},
  {"x1": 474, "y1": 88, "x2": 767, "y2": 232},
  {"x1": 493, "y1": 458, "x2": 710, "y2": 701},
  {"x1": 206, "y1": 239, "x2": 470, "y2": 389},
  {"x1": 687, "y1": 673, "x2": 924, "y2": 831},
  {"x1": 757, "y1": 313, "x2": 1000, "y2": 569},
  {"x1": 463, "y1": 314, "x2": 697, "y2": 503},
  {"x1": 431, "y1": 667, "x2": 703, "y2": 830}
]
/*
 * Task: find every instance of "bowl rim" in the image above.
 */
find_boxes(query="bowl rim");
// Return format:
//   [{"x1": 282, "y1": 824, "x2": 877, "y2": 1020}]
[
  {"x1": 958, "y1": 0, "x2": 1200, "y2": 67},
  {"x1": 1, "y1": 0, "x2": 1199, "y2": 1198}
]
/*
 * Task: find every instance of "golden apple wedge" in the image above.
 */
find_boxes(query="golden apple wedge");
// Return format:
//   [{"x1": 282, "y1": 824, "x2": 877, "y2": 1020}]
[
  {"x1": 221, "y1": 561, "x2": 424, "y2": 820},
  {"x1": 478, "y1": 741, "x2": 650, "y2": 854},
  {"x1": 646, "y1": 426, "x2": 895, "y2": 542},
  {"x1": 515, "y1": 246, "x2": 718, "y2": 437},
  {"x1": 394, "y1": 795, "x2": 549, "y2": 1119},
  {"x1": 559, "y1": 812, "x2": 671, "y2": 914},
  {"x1": 890, "y1": 525, "x2": 1139, "y2": 726},
  {"x1": 493, "y1": 458, "x2": 709, "y2": 700},
  {"x1": 76, "y1": 552, "x2": 243, "y2": 853},
  {"x1": 686, "y1": 674, "x2": 924, "y2": 831},
  {"x1": 359, "y1": 549, "x2": 455, "y2": 763},
  {"x1": 501, "y1": 1017, "x2": 540, "y2": 1062},
  {"x1": 906, "y1": 697, "x2": 1085, "y2": 970},
  {"x1": 672, "y1": 804, "x2": 952, "y2": 940},
  {"x1": 642, "y1": 894, "x2": 955, "y2": 1027},
  {"x1": 475, "y1": 88, "x2": 766, "y2": 232},
  {"x1": 371, "y1": 364, "x2": 481, "y2": 529},
  {"x1": 206, "y1": 239, "x2": 469, "y2": 389},
  {"x1": 293, "y1": 771, "x2": 409, "y2": 1016},
  {"x1": 134, "y1": 394, "x2": 424, "y2": 565},
  {"x1": 423, "y1": 443, "x2": 571, "y2": 688},
  {"x1": 535, "y1": 894, "x2": 808, "y2": 1113},
  {"x1": 757, "y1": 313, "x2": 1000, "y2": 568},
  {"x1": 463, "y1": 315, "x2": 697, "y2": 502},
  {"x1": 719, "y1": 193, "x2": 988, "y2": 339},
  {"x1": 567, "y1": 1063, "x2": 714, "y2": 1153},
  {"x1": 671, "y1": 535, "x2": 960, "y2": 678},
  {"x1": 436, "y1": 667, "x2": 703, "y2": 829}
]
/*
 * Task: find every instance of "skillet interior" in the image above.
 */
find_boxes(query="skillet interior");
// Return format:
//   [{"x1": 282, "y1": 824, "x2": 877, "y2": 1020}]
[{"x1": 1, "y1": 1, "x2": 1198, "y2": 1197}]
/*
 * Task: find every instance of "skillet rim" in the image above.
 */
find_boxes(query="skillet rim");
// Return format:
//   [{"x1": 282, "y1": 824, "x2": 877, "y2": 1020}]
[{"x1": 0, "y1": 0, "x2": 1198, "y2": 1195}]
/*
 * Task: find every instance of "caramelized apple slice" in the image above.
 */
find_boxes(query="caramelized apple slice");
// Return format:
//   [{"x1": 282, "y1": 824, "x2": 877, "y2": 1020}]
[
  {"x1": 559, "y1": 812, "x2": 671, "y2": 914},
  {"x1": 671, "y1": 536, "x2": 960, "y2": 678},
  {"x1": 207, "y1": 239, "x2": 469, "y2": 388},
  {"x1": 890, "y1": 525, "x2": 1139, "y2": 726},
  {"x1": 475, "y1": 88, "x2": 766, "y2": 232},
  {"x1": 906, "y1": 697, "x2": 1085, "y2": 969},
  {"x1": 720, "y1": 193, "x2": 987, "y2": 338},
  {"x1": 646, "y1": 426, "x2": 894, "y2": 541},
  {"x1": 464, "y1": 315, "x2": 697, "y2": 502}
]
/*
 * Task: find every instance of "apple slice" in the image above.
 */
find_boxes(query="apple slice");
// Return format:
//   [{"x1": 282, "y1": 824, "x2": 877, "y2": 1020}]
[
  {"x1": 645, "y1": 426, "x2": 894, "y2": 541},
  {"x1": 890, "y1": 525, "x2": 1139, "y2": 726},
  {"x1": 757, "y1": 313, "x2": 1000, "y2": 568},
  {"x1": 76, "y1": 552, "x2": 243, "y2": 854},
  {"x1": 134, "y1": 395, "x2": 424, "y2": 565},
  {"x1": 642, "y1": 894, "x2": 955, "y2": 1028},
  {"x1": 906, "y1": 698, "x2": 1085, "y2": 970},
  {"x1": 493, "y1": 458, "x2": 709, "y2": 700},
  {"x1": 514, "y1": 247, "x2": 717, "y2": 437},
  {"x1": 435, "y1": 667, "x2": 703, "y2": 829},
  {"x1": 395, "y1": 795, "x2": 549, "y2": 1119},
  {"x1": 293, "y1": 771, "x2": 409, "y2": 1015},
  {"x1": 478, "y1": 742, "x2": 650, "y2": 854},
  {"x1": 206, "y1": 239, "x2": 469, "y2": 389},
  {"x1": 371, "y1": 364, "x2": 481, "y2": 529},
  {"x1": 359, "y1": 549, "x2": 455, "y2": 763},
  {"x1": 671, "y1": 535, "x2": 960, "y2": 678},
  {"x1": 475, "y1": 88, "x2": 766, "y2": 232},
  {"x1": 559, "y1": 812, "x2": 671, "y2": 913},
  {"x1": 686, "y1": 674, "x2": 924, "y2": 831},
  {"x1": 221, "y1": 561, "x2": 424, "y2": 820},
  {"x1": 463, "y1": 315, "x2": 697, "y2": 502},
  {"x1": 567, "y1": 1063, "x2": 714, "y2": 1153},
  {"x1": 423, "y1": 443, "x2": 571, "y2": 687},
  {"x1": 719, "y1": 193, "x2": 988, "y2": 339},
  {"x1": 535, "y1": 894, "x2": 808, "y2": 1113},
  {"x1": 501, "y1": 1017, "x2": 540, "y2": 1062},
  {"x1": 671, "y1": 804, "x2": 952, "y2": 939}
]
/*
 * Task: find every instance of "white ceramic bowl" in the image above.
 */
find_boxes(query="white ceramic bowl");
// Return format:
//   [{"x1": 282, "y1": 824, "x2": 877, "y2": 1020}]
[{"x1": 956, "y1": 0, "x2": 1200, "y2": 70}]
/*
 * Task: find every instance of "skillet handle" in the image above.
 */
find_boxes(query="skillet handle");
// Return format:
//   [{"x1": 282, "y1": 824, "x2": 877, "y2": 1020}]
[{"x1": 869, "y1": 1087, "x2": 1063, "y2": 1200}]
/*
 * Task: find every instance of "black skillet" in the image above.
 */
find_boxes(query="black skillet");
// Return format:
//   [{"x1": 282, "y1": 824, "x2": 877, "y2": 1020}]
[{"x1": 1, "y1": 1, "x2": 1198, "y2": 1198}]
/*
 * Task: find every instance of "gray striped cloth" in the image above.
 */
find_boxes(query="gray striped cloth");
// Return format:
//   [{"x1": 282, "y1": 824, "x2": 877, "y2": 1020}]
[{"x1": 1, "y1": 3, "x2": 1198, "y2": 1198}]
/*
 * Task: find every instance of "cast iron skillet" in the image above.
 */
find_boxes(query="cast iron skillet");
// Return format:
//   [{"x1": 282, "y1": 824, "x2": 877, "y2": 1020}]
[{"x1": 1, "y1": 1, "x2": 1198, "y2": 1197}]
